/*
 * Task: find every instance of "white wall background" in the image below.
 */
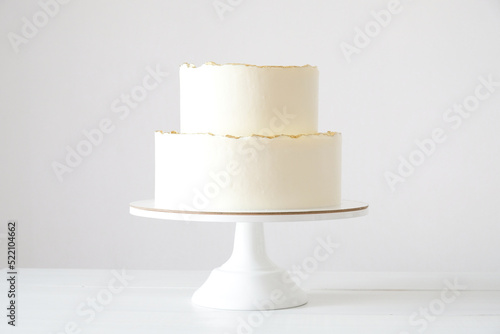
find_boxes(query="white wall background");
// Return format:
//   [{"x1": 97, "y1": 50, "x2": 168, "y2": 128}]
[{"x1": 0, "y1": 0, "x2": 499, "y2": 272}]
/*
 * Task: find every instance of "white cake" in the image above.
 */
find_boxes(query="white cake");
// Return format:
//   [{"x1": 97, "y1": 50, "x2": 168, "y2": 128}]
[
  {"x1": 180, "y1": 62, "x2": 318, "y2": 136},
  {"x1": 155, "y1": 62, "x2": 341, "y2": 213}
]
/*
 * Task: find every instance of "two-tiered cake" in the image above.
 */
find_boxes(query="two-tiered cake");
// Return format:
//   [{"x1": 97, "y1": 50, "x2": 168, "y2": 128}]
[{"x1": 155, "y1": 62, "x2": 341, "y2": 212}]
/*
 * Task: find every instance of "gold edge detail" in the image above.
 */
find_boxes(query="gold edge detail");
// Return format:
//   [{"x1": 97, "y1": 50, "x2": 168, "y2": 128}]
[
  {"x1": 181, "y1": 62, "x2": 317, "y2": 69},
  {"x1": 131, "y1": 205, "x2": 368, "y2": 216},
  {"x1": 155, "y1": 130, "x2": 339, "y2": 139}
]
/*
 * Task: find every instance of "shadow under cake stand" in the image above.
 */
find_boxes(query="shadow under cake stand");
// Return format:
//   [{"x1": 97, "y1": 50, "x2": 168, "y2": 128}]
[{"x1": 130, "y1": 199, "x2": 368, "y2": 311}]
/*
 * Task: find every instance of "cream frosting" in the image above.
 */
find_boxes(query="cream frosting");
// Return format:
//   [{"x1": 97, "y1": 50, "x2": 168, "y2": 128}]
[
  {"x1": 181, "y1": 62, "x2": 317, "y2": 69},
  {"x1": 179, "y1": 63, "x2": 319, "y2": 136},
  {"x1": 156, "y1": 130, "x2": 338, "y2": 139},
  {"x1": 154, "y1": 62, "x2": 342, "y2": 212},
  {"x1": 155, "y1": 132, "x2": 341, "y2": 212}
]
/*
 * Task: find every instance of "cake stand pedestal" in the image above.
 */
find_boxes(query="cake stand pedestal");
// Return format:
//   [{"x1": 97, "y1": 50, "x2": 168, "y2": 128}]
[{"x1": 130, "y1": 200, "x2": 368, "y2": 310}]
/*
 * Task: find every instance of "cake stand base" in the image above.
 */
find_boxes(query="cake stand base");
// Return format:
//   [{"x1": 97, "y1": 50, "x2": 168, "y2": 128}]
[
  {"x1": 130, "y1": 200, "x2": 368, "y2": 311},
  {"x1": 192, "y1": 222, "x2": 307, "y2": 310}
]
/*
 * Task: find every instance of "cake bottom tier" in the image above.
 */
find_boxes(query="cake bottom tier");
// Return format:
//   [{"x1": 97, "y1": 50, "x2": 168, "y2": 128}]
[{"x1": 155, "y1": 131, "x2": 341, "y2": 212}]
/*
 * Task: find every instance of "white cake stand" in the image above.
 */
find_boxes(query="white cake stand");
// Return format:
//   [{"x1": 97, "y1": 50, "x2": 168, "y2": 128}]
[{"x1": 130, "y1": 200, "x2": 368, "y2": 310}]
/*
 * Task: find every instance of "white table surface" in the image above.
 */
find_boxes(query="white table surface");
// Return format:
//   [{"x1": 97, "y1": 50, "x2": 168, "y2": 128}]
[{"x1": 1, "y1": 269, "x2": 499, "y2": 334}]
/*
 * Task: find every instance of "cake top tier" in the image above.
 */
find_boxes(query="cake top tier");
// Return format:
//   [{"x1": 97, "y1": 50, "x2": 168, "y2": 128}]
[{"x1": 180, "y1": 62, "x2": 319, "y2": 136}]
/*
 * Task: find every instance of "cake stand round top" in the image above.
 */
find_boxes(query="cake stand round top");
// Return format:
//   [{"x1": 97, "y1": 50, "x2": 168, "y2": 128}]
[{"x1": 130, "y1": 200, "x2": 368, "y2": 223}]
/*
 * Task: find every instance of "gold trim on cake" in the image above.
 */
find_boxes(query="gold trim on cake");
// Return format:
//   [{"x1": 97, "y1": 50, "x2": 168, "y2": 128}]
[
  {"x1": 181, "y1": 62, "x2": 317, "y2": 69},
  {"x1": 156, "y1": 130, "x2": 338, "y2": 139}
]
